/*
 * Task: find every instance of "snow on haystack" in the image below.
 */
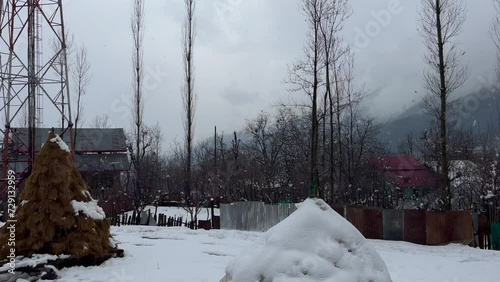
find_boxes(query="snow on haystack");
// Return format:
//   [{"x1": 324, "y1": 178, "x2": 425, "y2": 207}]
[
  {"x1": 49, "y1": 134, "x2": 70, "y2": 152},
  {"x1": 224, "y1": 198, "x2": 392, "y2": 282},
  {"x1": 71, "y1": 200, "x2": 106, "y2": 220}
]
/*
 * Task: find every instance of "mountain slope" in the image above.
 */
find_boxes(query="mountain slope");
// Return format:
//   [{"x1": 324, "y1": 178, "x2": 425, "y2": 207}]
[{"x1": 381, "y1": 88, "x2": 500, "y2": 152}]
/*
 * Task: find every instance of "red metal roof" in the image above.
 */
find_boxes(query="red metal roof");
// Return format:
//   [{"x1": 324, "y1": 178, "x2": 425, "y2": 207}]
[{"x1": 371, "y1": 156, "x2": 437, "y2": 189}]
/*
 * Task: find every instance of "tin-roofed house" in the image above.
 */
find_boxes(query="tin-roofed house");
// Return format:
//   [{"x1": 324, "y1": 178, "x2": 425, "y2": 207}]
[
  {"x1": 0, "y1": 128, "x2": 130, "y2": 216},
  {"x1": 371, "y1": 156, "x2": 438, "y2": 208}
]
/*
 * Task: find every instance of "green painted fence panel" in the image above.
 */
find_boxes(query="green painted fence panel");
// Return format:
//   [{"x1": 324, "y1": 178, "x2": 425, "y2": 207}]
[{"x1": 492, "y1": 222, "x2": 500, "y2": 251}]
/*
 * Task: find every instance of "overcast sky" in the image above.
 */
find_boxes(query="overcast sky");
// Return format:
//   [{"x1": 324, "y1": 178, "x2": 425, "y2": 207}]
[{"x1": 60, "y1": 0, "x2": 498, "y2": 147}]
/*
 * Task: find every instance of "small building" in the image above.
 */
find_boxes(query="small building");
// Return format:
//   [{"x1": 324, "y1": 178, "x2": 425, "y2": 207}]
[
  {"x1": 0, "y1": 127, "x2": 130, "y2": 216},
  {"x1": 371, "y1": 156, "x2": 438, "y2": 200}
]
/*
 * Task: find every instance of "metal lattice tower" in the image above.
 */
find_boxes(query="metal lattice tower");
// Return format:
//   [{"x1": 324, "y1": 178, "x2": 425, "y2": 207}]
[
  {"x1": 35, "y1": 7, "x2": 43, "y2": 128},
  {"x1": 0, "y1": 0, "x2": 74, "y2": 204}
]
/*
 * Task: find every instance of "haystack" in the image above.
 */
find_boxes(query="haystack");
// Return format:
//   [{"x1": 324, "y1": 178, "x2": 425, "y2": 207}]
[{"x1": 0, "y1": 131, "x2": 116, "y2": 262}]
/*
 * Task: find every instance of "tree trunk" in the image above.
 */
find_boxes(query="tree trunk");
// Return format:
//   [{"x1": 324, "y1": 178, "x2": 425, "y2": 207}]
[
  {"x1": 435, "y1": 0, "x2": 450, "y2": 210},
  {"x1": 329, "y1": 88, "x2": 335, "y2": 203},
  {"x1": 321, "y1": 93, "x2": 327, "y2": 199},
  {"x1": 333, "y1": 66, "x2": 343, "y2": 200},
  {"x1": 310, "y1": 15, "x2": 320, "y2": 198},
  {"x1": 348, "y1": 89, "x2": 354, "y2": 192}
]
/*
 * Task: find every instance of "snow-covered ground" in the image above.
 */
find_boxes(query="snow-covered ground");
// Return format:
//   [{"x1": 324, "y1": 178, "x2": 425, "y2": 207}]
[{"x1": 42, "y1": 226, "x2": 499, "y2": 282}]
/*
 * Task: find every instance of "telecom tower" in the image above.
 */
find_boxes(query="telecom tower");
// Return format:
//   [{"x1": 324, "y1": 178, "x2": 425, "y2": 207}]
[{"x1": 0, "y1": 0, "x2": 74, "y2": 207}]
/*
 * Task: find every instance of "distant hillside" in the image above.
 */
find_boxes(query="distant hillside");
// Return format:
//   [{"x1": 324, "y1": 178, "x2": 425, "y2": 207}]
[{"x1": 381, "y1": 88, "x2": 500, "y2": 153}]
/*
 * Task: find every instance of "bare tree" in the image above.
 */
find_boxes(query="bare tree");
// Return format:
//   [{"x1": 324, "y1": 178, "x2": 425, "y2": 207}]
[
  {"x1": 244, "y1": 111, "x2": 286, "y2": 202},
  {"x1": 398, "y1": 132, "x2": 416, "y2": 156},
  {"x1": 418, "y1": 0, "x2": 468, "y2": 210},
  {"x1": 182, "y1": 0, "x2": 198, "y2": 221},
  {"x1": 92, "y1": 114, "x2": 111, "y2": 129},
  {"x1": 143, "y1": 123, "x2": 165, "y2": 209},
  {"x1": 287, "y1": 0, "x2": 329, "y2": 198},
  {"x1": 131, "y1": 0, "x2": 145, "y2": 165},
  {"x1": 319, "y1": 0, "x2": 351, "y2": 201},
  {"x1": 344, "y1": 114, "x2": 385, "y2": 205},
  {"x1": 52, "y1": 31, "x2": 75, "y2": 65},
  {"x1": 130, "y1": 0, "x2": 146, "y2": 211},
  {"x1": 16, "y1": 104, "x2": 29, "y2": 128},
  {"x1": 51, "y1": 31, "x2": 75, "y2": 129},
  {"x1": 72, "y1": 44, "x2": 91, "y2": 143},
  {"x1": 342, "y1": 50, "x2": 364, "y2": 193},
  {"x1": 127, "y1": 125, "x2": 156, "y2": 211},
  {"x1": 281, "y1": 107, "x2": 312, "y2": 201}
]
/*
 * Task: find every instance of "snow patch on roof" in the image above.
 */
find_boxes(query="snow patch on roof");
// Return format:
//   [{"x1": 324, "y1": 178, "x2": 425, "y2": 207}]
[
  {"x1": 50, "y1": 134, "x2": 70, "y2": 152},
  {"x1": 71, "y1": 200, "x2": 106, "y2": 220}
]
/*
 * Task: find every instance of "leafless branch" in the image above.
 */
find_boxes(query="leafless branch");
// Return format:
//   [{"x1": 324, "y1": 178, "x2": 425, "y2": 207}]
[
  {"x1": 492, "y1": 0, "x2": 500, "y2": 82},
  {"x1": 73, "y1": 44, "x2": 91, "y2": 139}
]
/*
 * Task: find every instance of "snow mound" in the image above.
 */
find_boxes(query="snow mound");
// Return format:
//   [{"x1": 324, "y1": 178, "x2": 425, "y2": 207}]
[
  {"x1": 71, "y1": 200, "x2": 106, "y2": 220},
  {"x1": 224, "y1": 198, "x2": 392, "y2": 282}
]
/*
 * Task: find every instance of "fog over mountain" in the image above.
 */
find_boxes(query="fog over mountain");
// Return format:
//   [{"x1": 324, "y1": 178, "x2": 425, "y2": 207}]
[{"x1": 380, "y1": 87, "x2": 500, "y2": 153}]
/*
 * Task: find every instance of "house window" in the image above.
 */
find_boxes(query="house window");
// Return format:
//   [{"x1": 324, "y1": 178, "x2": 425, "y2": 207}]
[{"x1": 403, "y1": 188, "x2": 413, "y2": 200}]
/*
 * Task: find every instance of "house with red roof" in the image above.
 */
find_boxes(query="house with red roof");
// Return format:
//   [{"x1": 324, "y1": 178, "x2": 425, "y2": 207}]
[{"x1": 371, "y1": 156, "x2": 438, "y2": 200}]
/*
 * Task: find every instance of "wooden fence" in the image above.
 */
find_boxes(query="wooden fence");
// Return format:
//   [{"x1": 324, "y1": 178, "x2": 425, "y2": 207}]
[{"x1": 109, "y1": 210, "x2": 221, "y2": 230}]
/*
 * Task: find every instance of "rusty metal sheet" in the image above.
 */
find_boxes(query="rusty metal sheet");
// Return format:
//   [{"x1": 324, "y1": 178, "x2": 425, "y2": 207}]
[
  {"x1": 331, "y1": 204, "x2": 345, "y2": 217},
  {"x1": 212, "y1": 216, "x2": 220, "y2": 229},
  {"x1": 346, "y1": 207, "x2": 383, "y2": 239},
  {"x1": 426, "y1": 211, "x2": 447, "y2": 245},
  {"x1": 198, "y1": 220, "x2": 211, "y2": 230},
  {"x1": 346, "y1": 207, "x2": 364, "y2": 235},
  {"x1": 404, "y1": 209, "x2": 427, "y2": 245},
  {"x1": 446, "y1": 211, "x2": 474, "y2": 244},
  {"x1": 363, "y1": 208, "x2": 383, "y2": 240}
]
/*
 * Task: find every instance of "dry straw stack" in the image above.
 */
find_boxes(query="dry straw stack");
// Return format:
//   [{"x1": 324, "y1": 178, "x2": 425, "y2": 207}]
[{"x1": 0, "y1": 131, "x2": 116, "y2": 262}]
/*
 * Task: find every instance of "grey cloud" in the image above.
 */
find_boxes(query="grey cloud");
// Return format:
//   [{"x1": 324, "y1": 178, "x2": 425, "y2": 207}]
[
  {"x1": 53, "y1": 0, "x2": 499, "y2": 146},
  {"x1": 222, "y1": 83, "x2": 261, "y2": 106}
]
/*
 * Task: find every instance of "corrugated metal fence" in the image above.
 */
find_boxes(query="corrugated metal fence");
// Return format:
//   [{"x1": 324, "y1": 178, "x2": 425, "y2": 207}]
[
  {"x1": 221, "y1": 202, "x2": 296, "y2": 231},
  {"x1": 383, "y1": 209, "x2": 404, "y2": 241},
  {"x1": 221, "y1": 202, "x2": 477, "y2": 246},
  {"x1": 343, "y1": 208, "x2": 474, "y2": 245}
]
